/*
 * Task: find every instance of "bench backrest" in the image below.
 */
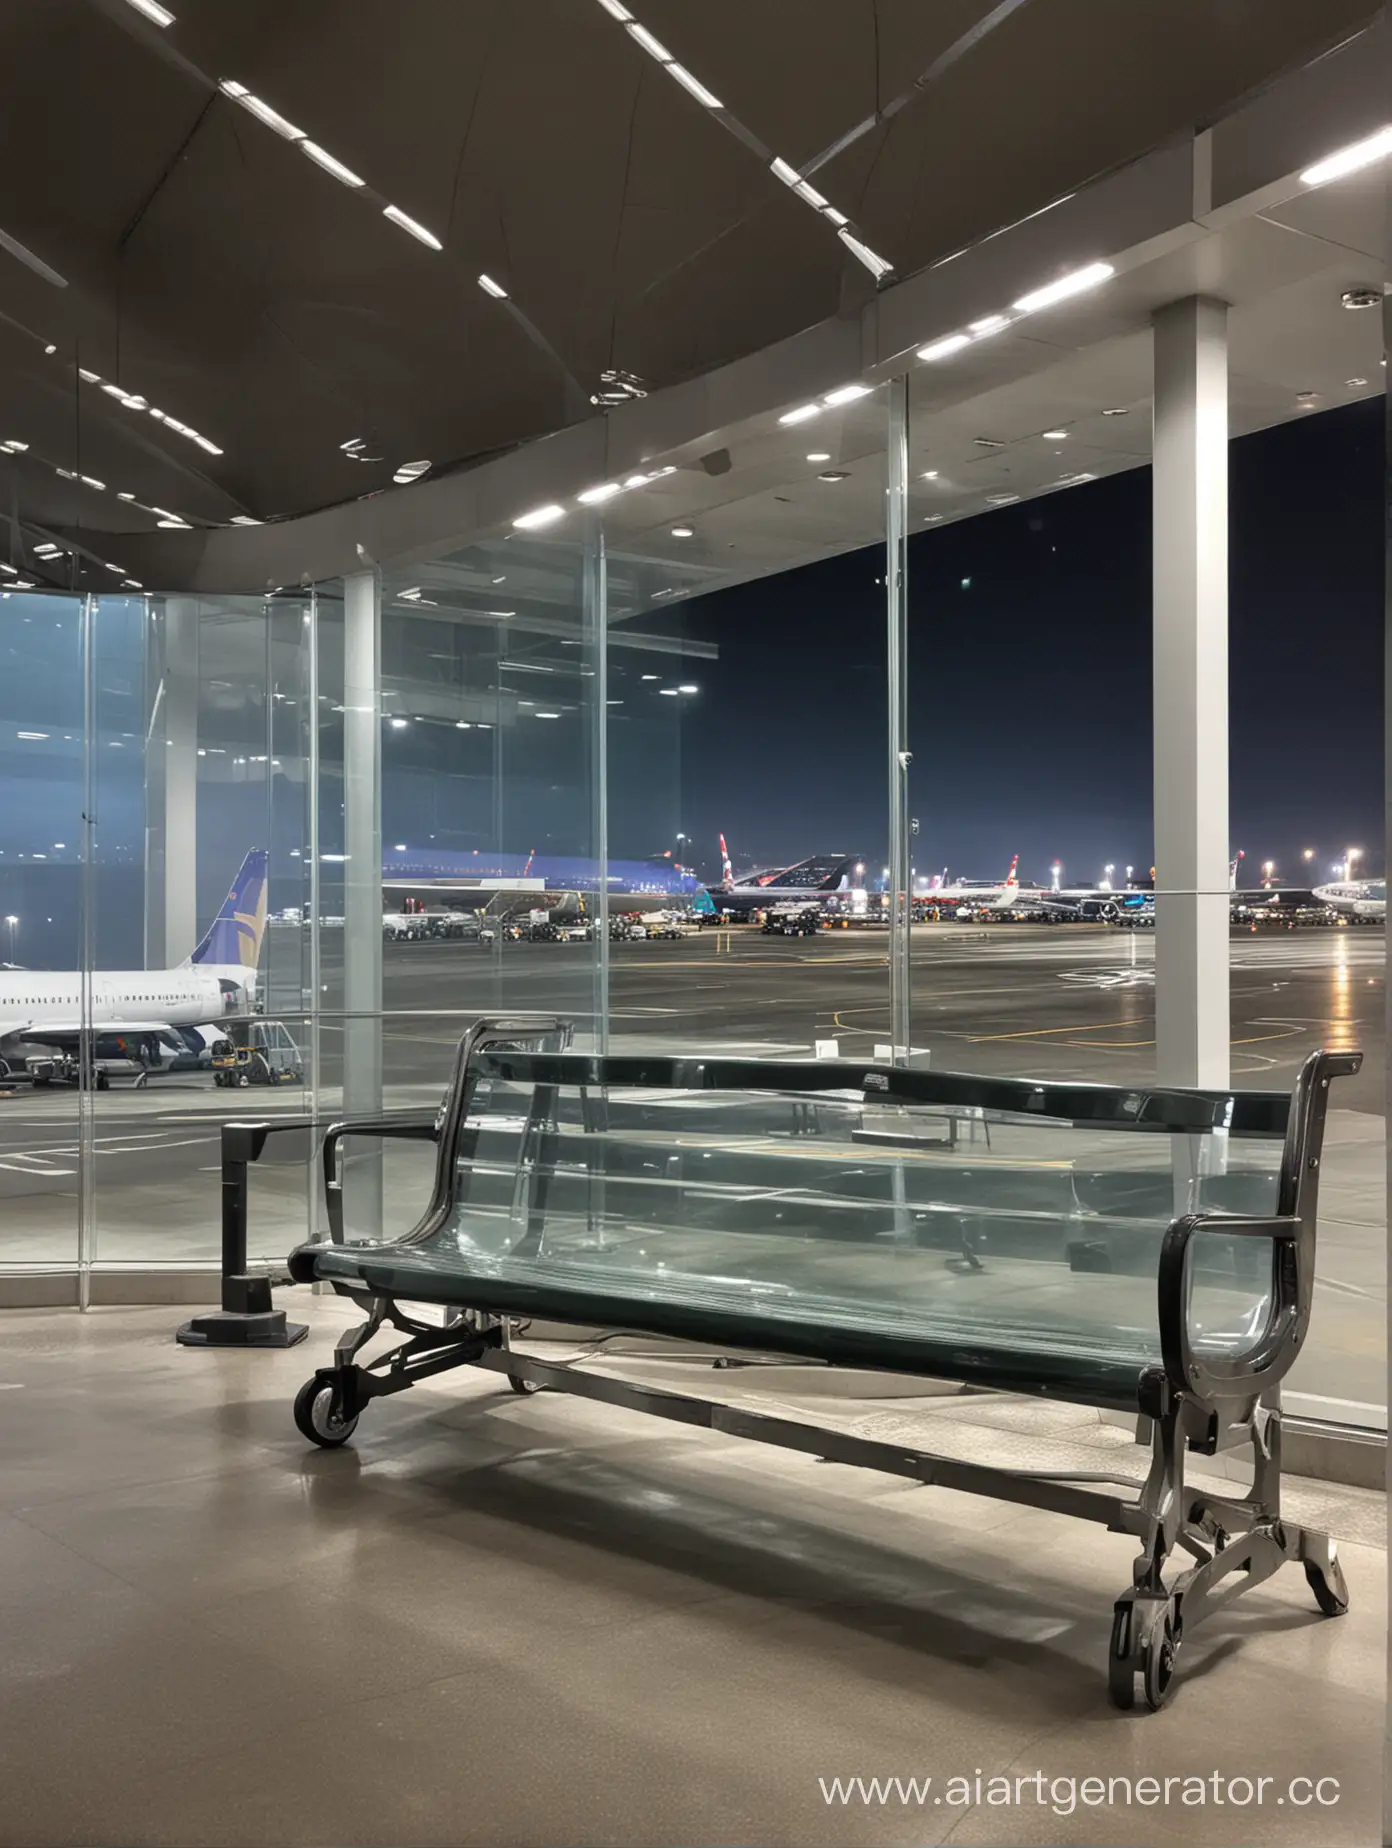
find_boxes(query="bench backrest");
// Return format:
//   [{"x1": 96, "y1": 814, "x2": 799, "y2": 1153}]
[{"x1": 385, "y1": 1030, "x2": 1353, "y2": 1408}]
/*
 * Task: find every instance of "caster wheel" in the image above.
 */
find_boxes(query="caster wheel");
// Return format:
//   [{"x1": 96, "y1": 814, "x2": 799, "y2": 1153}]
[
  {"x1": 1305, "y1": 1554, "x2": 1349, "y2": 1617},
  {"x1": 507, "y1": 1373, "x2": 543, "y2": 1396},
  {"x1": 1107, "y1": 1603, "x2": 1136, "y2": 1710},
  {"x1": 293, "y1": 1377, "x2": 359, "y2": 1447},
  {"x1": 1142, "y1": 1609, "x2": 1179, "y2": 1711}
]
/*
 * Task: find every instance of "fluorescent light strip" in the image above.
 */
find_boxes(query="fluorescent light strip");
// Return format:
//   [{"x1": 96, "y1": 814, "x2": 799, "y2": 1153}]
[
  {"x1": 220, "y1": 83, "x2": 305, "y2": 141},
  {"x1": 478, "y1": 274, "x2": 508, "y2": 299},
  {"x1": 779, "y1": 404, "x2": 822, "y2": 425},
  {"x1": 383, "y1": 205, "x2": 443, "y2": 250},
  {"x1": 300, "y1": 141, "x2": 364, "y2": 187},
  {"x1": 836, "y1": 229, "x2": 892, "y2": 280},
  {"x1": 512, "y1": 504, "x2": 566, "y2": 530},
  {"x1": 666, "y1": 63, "x2": 723, "y2": 109},
  {"x1": 1300, "y1": 125, "x2": 1392, "y2": 188},
  {"x1": 75, "y1": 364, "x2": 223, "y2": 455},
  {"x1": 969, "y1": 314, "x2": 1007, "y2": 336},
  {"x1": 596, "y1": 0, "x2": 633, "y2": 16},
  {"x1": 918, "y1": 333, "x2": 971, "y2": 361},
  {"x1": 577, "y1": 482, "x2": 623, "y2": 504},
  {"x1": 1012, "y1": 261, "x2": 1114, "y2": 315},
  {"x1": 124, "y1": 0, "x2": 174, "y2": 23},
  {"x1": 625, "y1": 21, "x2": 672, "y2": 59},
  {"x1": 823, "y1": 383, "x2": 871, "y2": 407}
]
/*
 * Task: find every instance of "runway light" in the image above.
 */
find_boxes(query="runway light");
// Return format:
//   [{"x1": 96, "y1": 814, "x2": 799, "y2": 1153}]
[
  {"x1": 1300, "y1": 126, "x2": 1392, "y2": 188},
  {"x1": 917, "y1": 333, "x2": 970, "y2": 362},
  {"x1": 1012, "y1": 261, "x2": 1114, "y2": 315}
]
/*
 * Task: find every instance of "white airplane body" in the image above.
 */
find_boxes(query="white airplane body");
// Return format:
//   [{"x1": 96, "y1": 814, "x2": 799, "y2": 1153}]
[
  {"x1": 0, "y1": 849, "x2": 266, "y2": 1074},
  {"x1": 1313, "y1": 879, "x2": 1386, "y2": 921},
  {"x1": 929, "y1": 856, "x2": 1037, "y2": 912}
]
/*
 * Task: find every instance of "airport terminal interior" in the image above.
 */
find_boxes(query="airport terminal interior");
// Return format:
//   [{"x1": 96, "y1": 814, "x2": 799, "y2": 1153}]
[{"x1": 0, "y1": 4, "x2": 1389, "y2": 1845}]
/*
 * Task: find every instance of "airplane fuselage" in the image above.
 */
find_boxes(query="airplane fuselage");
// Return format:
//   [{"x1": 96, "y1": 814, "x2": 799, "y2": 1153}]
[{"x1": 0, "y1": 965, "x2": 255, "y2": 1040}]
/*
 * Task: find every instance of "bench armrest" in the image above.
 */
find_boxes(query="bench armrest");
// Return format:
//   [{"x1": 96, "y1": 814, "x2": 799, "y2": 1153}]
[
  {"x1": 1157, "y1": 1211, "x2": 1307, "y2": 1403},
  {"x1": 321, "y1": 1113, "x2": 441, "y2": 1244}
]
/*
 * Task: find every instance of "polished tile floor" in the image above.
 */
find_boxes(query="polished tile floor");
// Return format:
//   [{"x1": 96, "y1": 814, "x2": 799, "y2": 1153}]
[{"x1": 0, "y1": 1298, "x2": 1384, "y2": 1846}]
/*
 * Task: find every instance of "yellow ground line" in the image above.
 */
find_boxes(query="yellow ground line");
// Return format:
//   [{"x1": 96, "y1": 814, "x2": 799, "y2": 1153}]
[{"x1": 967, "y1": 1020, "x2": 1135, "y2": 1042}]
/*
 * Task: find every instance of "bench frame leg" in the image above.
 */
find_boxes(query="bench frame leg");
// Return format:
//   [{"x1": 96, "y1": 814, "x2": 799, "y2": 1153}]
[
  {"x1": 312, "y1": 1294, "x2": 502, "y2": 1424},
  {"x1": 1109, "y1": 1394, "x2": 1346, "y2": 1710}
]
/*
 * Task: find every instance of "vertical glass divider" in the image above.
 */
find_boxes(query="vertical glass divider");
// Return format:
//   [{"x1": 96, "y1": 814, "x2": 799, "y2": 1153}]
[
  {"x1": 886, "y1": 376, "x2": 911, "y2": 1064},
  {"x1": 584, "y1": 518, "x2": 610, "y2": 1050},
  {"x1": 306, "y1": 590, "x2": 321, "y2": 1237},
  {"x1": 77, "y1": 593, "x2": 97, "y2": 1304}
]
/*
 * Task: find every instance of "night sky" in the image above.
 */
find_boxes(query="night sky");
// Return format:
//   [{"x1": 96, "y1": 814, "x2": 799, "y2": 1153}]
[{"x1": 678, "y1": 397, "x2": 1385, "y2": 889}]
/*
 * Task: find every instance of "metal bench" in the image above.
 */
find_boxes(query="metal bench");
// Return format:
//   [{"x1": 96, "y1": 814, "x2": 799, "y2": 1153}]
[{"x1": 284, "y1": 1015, "x2": 1360, "y2": 1710}]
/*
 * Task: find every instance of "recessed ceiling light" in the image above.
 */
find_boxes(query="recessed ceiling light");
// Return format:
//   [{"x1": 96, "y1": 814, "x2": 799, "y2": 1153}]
[
  {"x1": 535, "y1": 711, "x2": 561, "y2": 719},
  {"x1": 512, "y1": 504, "x2": 566, "y2": 530},
  {"x1": 1346, "y1": 376, "x2": 1369, "y2": 389},
  {"x1": 670, "y1": 525, "x2": 694, "y2": 538},
  {"x1": 577, "y1": 482, "x2": 622, "y2": 504},
  {"x1": 1012, "y1": 261, "x2": 1114, "y2": 315},
  {"x1": 817, "y1": 470, "x2": 849, "y2": 482},
  {"x1": 806, "y1": 452, "x2": 831, "y2": 463},
  {"x1": 918, "y1": 333, "x2": 971, "y2": 362},
  {"x1": 1101, "y1": 406, "x2": 1129, "y2": 416},
  {"x1": 642, "y1": 674, "x2": 660, "y2": 681},
  {"x1": 390, "y1": 717, "x2": 409, "y2": 729},
  {"x1": 678, "y1": 684, "x2": 698, "y2": 694},
  {"x1": 1, "y1": 439, "x2": 27, "y2": 453},
  {"x1": 969, "y1": 314, "x2": 1007, "y2": 337},
  {"x1": 230, "y1": 515, "x2": 262, "y2": 525},
  {"x1": 921, "y1": 470, "x2": 939, "y2": 480},
  {"x1": 597, "y1": 0, "x2": 633, "y2": 17},
  {"x1": 455, "y1": 720, "x2": 472, "y2": 728},
  {"x1": 823, "y1": 383, "x2": 871, "y2": 407},
  {"x1": 157, "y1": 519, "x2": 191, "y2": 529},
  {"x1": 973, "y1": 437, "x2": 1005, "y2": 449},
  {"x1": 659, "y1": 687, "x2": 679, "y2": 695},
  {"x1": 124, "y1": 0, "x2": 175, "y2": 23},
  {"x1": 1300, "y1": 126, "x2": 1392, "y2": 189},
  {"x1": 392, "y1": 459, "x2": 431, "y2": 485},
  {"x1": 986, "y1": 493, "x2": 1019, "y2": 505},
  {"x1": 301, "y1": 141, "x2": 365, "y2": 187},
  {"x1": 1341, "y1": 286, "x2": 1382, "y2": 310},
  {"x1": 79, "y1": 476, "x2": 105, "y2": 491},
  {"x1": 779, "y1": 404, "x2": 823, "y2": 425},
  {"x1": 478, "y1": 274, "x2": 508, "y2": 299},
  {"x1": 382, "y1": 205, "x2": 442, "y2": 250},
  {"x1": 1042, "y1": 429, "x2": 1068, "y2": 441}
]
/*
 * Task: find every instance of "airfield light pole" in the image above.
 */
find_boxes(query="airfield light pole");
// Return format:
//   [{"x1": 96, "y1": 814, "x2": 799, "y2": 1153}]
[{"x1": 4, "y1": 915, "x2": 15, "y2": 961}]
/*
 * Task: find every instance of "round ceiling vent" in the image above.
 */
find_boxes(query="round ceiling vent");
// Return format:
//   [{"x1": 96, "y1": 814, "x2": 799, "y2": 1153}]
[{"x1": 1340, "y1": 286, "x2": 1382, "y2": 310}]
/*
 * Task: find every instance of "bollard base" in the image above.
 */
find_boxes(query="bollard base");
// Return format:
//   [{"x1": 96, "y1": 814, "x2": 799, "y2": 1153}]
[
  {"x1": 177, "y1": 1273, "x2": 307, "y2": 1347},
  {"x1": 177, "y1": 1308, "x2": 309, "y2": 1347}
]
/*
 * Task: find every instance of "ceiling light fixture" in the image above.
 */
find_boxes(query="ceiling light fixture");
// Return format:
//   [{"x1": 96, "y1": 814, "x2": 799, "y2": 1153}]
[
  {"x1": 1012, "y1": 261, "x2": 1114, "y2": 315},
  {"x1": 392, "y1": 459, "x2": 431, "y2": 485},
  {"x1": 300, "y1": 141, "x2": 365, "y2": 187},
  {"x1": 1041, "y1": 429, "x2": 1068, "y2": 441},
  {"x1": 124, "y1": 0, "x2": 174, "y2": 23},
  {"x1": 230, "y1": 515, "x2": 262, "y2": 525},
  {"x1": 1, "y1": 439, "x2": 27, "y2": 453},
  {"x1": 986, "y1": 492, "x2": 1020, "y2": 505},
  {"x1": 157, "y1": 519, "x2": 192, "y2": 529},
  {"x1": 779, "y1": 404, "x2": 822, "y2": 425},
  {"x1": 382, "y1": 205, "x2": 443, "y2": 250},
  {"x1": 625, "y1": 21, "x2": 672, "y2": 59},
  {"x1": 921, "y1": 470, "x2": 939, "y2": 480},
  {"x1": 671, "y1": 525, "x2": 694, "y2": 538},
  {"x1": 667, "y1": 63, "x2": 723, "y2": 109},
  {"x1": 969, "y1": 314, "x2": 1008, "y2": 337},
  {"x1": 478, "y1": 274, "x2": 508, "y2": 299},
  {"x1": 1300, "y1": 125, "x2": 1392, "y2": 188},
  {"x1": 823, "y1": 384, "x2": 871, "y2": 407},
  {"x1": 535, "y1": 712, "x2": 561, "y2": 719},
  {"x1": 1101, "y1": 406, "x2": 1129, "y2": 416},
  {"x1": 837, "y1": 230, "x2": 892, "y2": 280},
  {"x1": 220, "y1": 82, "x2": 305, "y2": 140},
  {"x1": 817, "y1": 470, "x2": 849, "y2": 482},
  {"x1": 512, "y1": 504, "x2": 566, "y2": 530},
  {"x1": 597, "y1": 0, "x2": 633, "y2": 16},
  {"x1": 578, "y1": 482, "x2": 623, "y2": 504},
  {"x1": 918, "y1": 333, "x2": 971, "y2": 362},
  {"x1": 806, "y1": 452, "x2": 831, "y2": 463},
  {"x1": 1346, "y1": 376, "x2": 1369, "y2": 389}
]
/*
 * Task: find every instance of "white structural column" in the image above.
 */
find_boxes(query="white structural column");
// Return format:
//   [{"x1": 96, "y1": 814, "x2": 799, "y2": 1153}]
[
  {"x1": 1152, "y1": 296, "x2": 1230, "y2": 1089},
  {"x1": 886, "y1": 376, "x2": 911, "y2": 1064},
  {"x1": 342, "y1": 569, "x2": 383, "y2": 1234},
  {"x1": 144, "y1": 596, "x2": 199, "y2": 968}
]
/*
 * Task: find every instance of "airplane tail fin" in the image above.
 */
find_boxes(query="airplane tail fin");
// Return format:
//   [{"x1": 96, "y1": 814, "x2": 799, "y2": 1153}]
[
  {"x1": 1004, "y1": 854, "x2": 1019, "y2": 890},
  {"x1": 185, "y1": 849, "x2": 269, "y2": 969},
  {"x1": 719, "y1": 833, "x2": 734, "y2": 888},
  {"x1": 1229, "y1": 851, "x2": 1243, "y2": 891}
]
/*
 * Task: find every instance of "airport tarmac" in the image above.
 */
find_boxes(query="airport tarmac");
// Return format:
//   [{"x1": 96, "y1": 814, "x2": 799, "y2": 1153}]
[{"x1": 0, "y1": 923, "x2": 1383, "y2": 1419}]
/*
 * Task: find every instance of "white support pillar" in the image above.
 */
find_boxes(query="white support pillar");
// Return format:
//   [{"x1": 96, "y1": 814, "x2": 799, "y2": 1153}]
[
  {"x1": 342, "y1": 570, "x2": 383, "y2": 1235},
  {"x1": 1152, "y1": 296, "x2": 1230, "y2": 1090},
  {"x1": 144, "y1": 596, "x2": 199, "y2": 968}
]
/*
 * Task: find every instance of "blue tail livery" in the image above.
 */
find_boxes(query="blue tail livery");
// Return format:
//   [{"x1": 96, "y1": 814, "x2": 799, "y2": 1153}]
[{"x1": 186, "y1": 849, "x2": 269, "y2": 969}]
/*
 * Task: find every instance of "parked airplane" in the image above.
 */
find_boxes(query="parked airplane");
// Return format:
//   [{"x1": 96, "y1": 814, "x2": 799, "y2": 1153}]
[
  {"x1": 715, "y1": 837, "x2": 863, "y2": 915},
  {"x1": 925, "y1": 856, "x2": 1038, "y2": 916},
  {"x1": 381, "y1": 845, "x2": 703, "y2": 910},
  {"x1": 1313, "y1": 878, "x2": 1386, "y2": 922},
  {"x1": 0, "y1": 848, "x2": 268, "y2": 1080}
]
